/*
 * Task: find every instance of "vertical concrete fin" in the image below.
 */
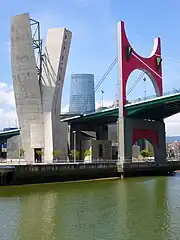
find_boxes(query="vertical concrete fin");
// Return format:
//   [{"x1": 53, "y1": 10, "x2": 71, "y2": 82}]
[
  {"x1": 41, "y1": 28, "x2": 72, "y2": 162},
  {"x1": 11, "y1": 13, "x2": 44, "y2": 162}
]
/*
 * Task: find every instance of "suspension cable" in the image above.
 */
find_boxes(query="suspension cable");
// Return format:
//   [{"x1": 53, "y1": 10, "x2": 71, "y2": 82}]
[
  {"x1": 94, "y1": 53, "x2": 157, "y2": 106},
  {"x1": 132, "y1": 52, "x2": 162, "y2": 79},
  {"x1": 94, "y1": 57, "x2": 118, "y2": 92},
  {"x1": 127, "y1": 72, "x2": 145, "y2": 96}
]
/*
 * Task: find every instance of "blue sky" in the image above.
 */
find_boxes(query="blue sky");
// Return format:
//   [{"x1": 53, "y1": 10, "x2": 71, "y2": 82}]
[{"x1": 0, "y1": 0, "x2": 180, "y2": 134}]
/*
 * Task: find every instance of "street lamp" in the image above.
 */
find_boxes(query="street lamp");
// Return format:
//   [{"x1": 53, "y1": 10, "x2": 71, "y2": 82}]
[
  {"x1": 143, "y1": 77, "x2": 146, "y2": 99},
  {"x1": 101, "y1": 90, "x2": 104, "y2": 109},
  {"x1": 72, "y1": 131, "x2": 76, "y2": 163}
]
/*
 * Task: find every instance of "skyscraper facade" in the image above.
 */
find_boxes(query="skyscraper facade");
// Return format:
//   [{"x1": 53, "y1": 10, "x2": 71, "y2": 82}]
[{"x1": 69, "y1": 74, "x2": 95, "y2": 114}]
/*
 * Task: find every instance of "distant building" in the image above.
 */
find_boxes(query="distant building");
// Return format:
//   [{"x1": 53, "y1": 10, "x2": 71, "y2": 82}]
[{"x1": 69, "y1": 74, "x2": 95, "y2": 114}]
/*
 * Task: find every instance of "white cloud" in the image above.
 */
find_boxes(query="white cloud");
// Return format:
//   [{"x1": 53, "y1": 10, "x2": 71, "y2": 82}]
[
  {"x1": 165, "y1": 114, "x2": 180, "y2": 136},
  {"x1": 95, "y1": 100, "x2": 114, "y2": 109},
  {"x1": 0, "y1": 82, "x2": 8, "y2": 89},
  {"x1": 0, "y1": 109, "x2": 17, "y2": 129},
  {"x1": 0, "y1": 82, "x2": 17, "y2": 129},
  {"x1": 0, "y1": 83, "x2": 15, "y2": 106},
  {"x1": 61, "y1": 105, "x2": 69, "y2": 113}
]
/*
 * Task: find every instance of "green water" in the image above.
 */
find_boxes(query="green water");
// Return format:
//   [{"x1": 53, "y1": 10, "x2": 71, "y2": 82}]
[{"x1": 1, "y1": 174, "x2": 180, "y2": 240}]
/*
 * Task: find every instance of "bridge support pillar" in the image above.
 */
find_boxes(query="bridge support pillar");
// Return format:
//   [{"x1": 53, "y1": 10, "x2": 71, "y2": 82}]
[{"x1": 118, "y1": 117, "x2": 166, "y2": 164}]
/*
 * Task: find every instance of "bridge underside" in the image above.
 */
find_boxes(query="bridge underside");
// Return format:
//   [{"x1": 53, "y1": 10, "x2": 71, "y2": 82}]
[
  {"x1": 0, "y1": 132, "x2": 20, "y2": 143},
  {"x1": 65, "y1": 115, "x2": 118, "y2": 126},
  {"x1": 62, "y1": 94, "x2": 180, "y2": 127},
  {"x1": 126, "y1": 95, "x2": 180, "y2": 120}
]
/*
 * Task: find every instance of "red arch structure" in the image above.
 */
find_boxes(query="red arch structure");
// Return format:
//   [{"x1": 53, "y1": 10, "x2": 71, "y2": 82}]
[
  {"x1": 117, "y1": 21, "x2": 163, "y2": 117},
  {"x1": 117, "y1": 21, "x2": 166, "y2": 164},
  {"x1": 132, "y1": 129, "x2": 158, "y2": 145}
]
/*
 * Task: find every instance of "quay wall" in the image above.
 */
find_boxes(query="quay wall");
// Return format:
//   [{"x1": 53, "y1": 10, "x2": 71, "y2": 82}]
[
  {"x1": 0, "y1": 161, "x2": 180, "y2": 186},
  {"x1": 11, "y1": 163, "x2": 118, "y2": 185}
]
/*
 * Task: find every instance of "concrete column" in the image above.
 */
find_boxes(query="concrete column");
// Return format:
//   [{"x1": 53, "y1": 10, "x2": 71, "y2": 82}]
[
  {"x1": 118, "y1": 117, "x2": 166, "y2": 164},
  {"x1": 154, "y1": 121, "x2": 166, "y2": 164},
  {"x1": 118, "y1": 117, "x2": 133, "y2": 163}
]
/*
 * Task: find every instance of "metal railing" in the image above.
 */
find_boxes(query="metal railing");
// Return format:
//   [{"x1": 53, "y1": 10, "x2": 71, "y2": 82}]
[
  {"x1": 96, "y1": 88, "x2": 180, "y2": 113},
  {"x1": 1, "y1": 157, "x2": 180, "y2": 166},
  {"x1": 126, "y1": 88, "x2": 180, "y2": 105}
]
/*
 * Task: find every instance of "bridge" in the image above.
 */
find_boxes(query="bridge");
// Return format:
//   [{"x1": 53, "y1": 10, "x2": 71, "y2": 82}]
[
  {"x1": 61, "y1": 90, "x2": 180, "y2": 124},
  {"x1": 1, "y1": 20, "x2": 180, "y2": 178},
  {"x1": 0, "y1": 128, "x2": 20, "y2": 142},
  {"x1": 1, "y1": 89, "x2": 180, "y2": 142}
]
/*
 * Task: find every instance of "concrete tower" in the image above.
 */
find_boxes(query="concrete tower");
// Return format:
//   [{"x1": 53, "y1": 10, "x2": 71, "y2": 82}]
[
  {"x1": 10, "y1": 13, "x2": 72, "y2": 163},
  {"x1": 41, "y1": 28, "x2": 72, "y2": 162}
]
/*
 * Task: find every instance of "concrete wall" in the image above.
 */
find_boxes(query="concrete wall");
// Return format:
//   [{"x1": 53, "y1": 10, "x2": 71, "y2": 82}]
[
  {"x1": 11, "y1": 13, "x2": 44, "y2": 162},
  {"x1": 108, "y1": 123, "x2": 118, "y2": 143},
  {"x1": 11, "y1": 163, "x2": 118, "y2": 185},
  {"x1": 132, "y1": 145, "x2": 140, "y2": 159},
  {"x1": 92, "y1": 140, "x2": 112, "y2": 160},
  {"x1": 118, "y1": 117, "x2": 166, "y2": 164},
  {"x1": 7, "y1": 136, "x2": 22, "y2": 159},
  {"x1": 81, "y1": 139, "x2": 92, "y2": 161},
  {"x1": 41, "y1": 28, "x2": 72, "y2": 162}
]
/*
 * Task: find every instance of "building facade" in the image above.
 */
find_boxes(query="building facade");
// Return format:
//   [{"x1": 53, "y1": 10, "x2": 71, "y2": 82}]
[
  {"x1": 69, "y1": 74, "x2": 95, "y2": 114},
  {"x1": 10, "y1": 13, "x2": 72, "y2": 163}
]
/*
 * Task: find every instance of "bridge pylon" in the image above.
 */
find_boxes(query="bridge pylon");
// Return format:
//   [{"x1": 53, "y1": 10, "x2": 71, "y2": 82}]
[{"x1": 117, "y1": 21, "x2": 166, "y2": 164}]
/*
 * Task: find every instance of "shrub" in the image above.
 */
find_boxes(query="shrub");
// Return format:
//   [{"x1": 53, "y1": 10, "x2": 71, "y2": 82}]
[
  {"x1": 83, "y1": 149, "x2": 91, "y2": 158},
  {"x1": 53, "y1": 150, "x2": 61, "y2": 159},
  {"x1": 140, "y1": 149, "x2": 152, "y2": 158},
  {"x1": 20, "y1": 148, "x2": 25, "y2": 158},
  {"x1": 36, "y1": 150, "x2": 44, "y2": 157},
  {"x1": 70, "y1": 150, "x2": 80, "y2": 160}
]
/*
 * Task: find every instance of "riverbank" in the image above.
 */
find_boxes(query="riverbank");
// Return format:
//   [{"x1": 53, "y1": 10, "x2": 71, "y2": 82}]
[
  {"x1": 0, "y1": 163, "x2": 118, "y2": 186},
  {"x1": 0, "y1": 161, "x2": 179, "y2": 186}
]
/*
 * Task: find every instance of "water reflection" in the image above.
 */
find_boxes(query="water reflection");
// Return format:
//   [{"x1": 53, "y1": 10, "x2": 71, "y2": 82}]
[
  {"x1": 0, "y1": 197, "x2": 21, "y2": 240},
  {"x1": 0, "y1": 176, "x2": 180, "y2": 240},
  {"x1": 119, "y1": 177, "x2": 169, "y2": 239},
  {"x1": 19, "y1": 191, "x2": 56, "y2": 240}
]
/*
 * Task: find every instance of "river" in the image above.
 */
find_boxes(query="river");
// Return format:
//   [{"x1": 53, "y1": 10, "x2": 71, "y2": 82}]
[{"x1": 0, "y1": 174, "x2": 180, "y2": 240}]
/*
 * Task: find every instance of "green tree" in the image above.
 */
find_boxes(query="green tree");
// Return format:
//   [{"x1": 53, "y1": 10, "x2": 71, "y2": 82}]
[
  {"x1": 20, "y1": 148, "x2": 25, "y2": 158},
  {"x1": 53, "y1": 150, "x2": 61, "y2": 160},
  {"x1": 140, "y1": 149, "x2": 152, "y2": 158},
  {"x1": 83, "y1": 149, "x2": 92, "y2": 158},
  {"x1": 70, "y1": 150, "x2": 80, "y2": 160},
  {"x1": 36, "y1": 150, "x2": 43, "y2": 156}
]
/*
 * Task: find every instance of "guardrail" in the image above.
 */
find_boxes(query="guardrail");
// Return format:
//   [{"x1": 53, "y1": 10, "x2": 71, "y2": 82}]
[
  {"x1": 131, "y1": 89, "x2": 180, "y2": 103},
  {"x1": 0, "y1": 158, "x2": 180, "y2": 166},
  {"x1": 96, "y1": 88, "x2": 180, "y2": 111}
]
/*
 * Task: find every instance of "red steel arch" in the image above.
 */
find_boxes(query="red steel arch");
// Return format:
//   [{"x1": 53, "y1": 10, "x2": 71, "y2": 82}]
[
  {"x1": 132, "y1": 129, "x2": 158, "y2": 146},
  {"x1": 117, "y1": 21, "x2": 163, "y2": 116}
]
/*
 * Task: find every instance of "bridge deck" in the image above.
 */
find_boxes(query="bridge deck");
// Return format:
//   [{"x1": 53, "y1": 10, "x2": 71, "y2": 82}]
[
  {"x1": 1, "y1": 93, "x2": 180, "y2": 139},
  {"x1": 61, "y1": 93, "x2": 180, "y2": 124},
  {"x1": 126, "y1": 92, "x2": 180, "y2": 120}
]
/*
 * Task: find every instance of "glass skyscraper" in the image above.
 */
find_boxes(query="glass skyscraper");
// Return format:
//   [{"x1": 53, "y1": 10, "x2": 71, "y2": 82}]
[{"x1": 69, "y1": 74, "x2": 95, "y2": 114}]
